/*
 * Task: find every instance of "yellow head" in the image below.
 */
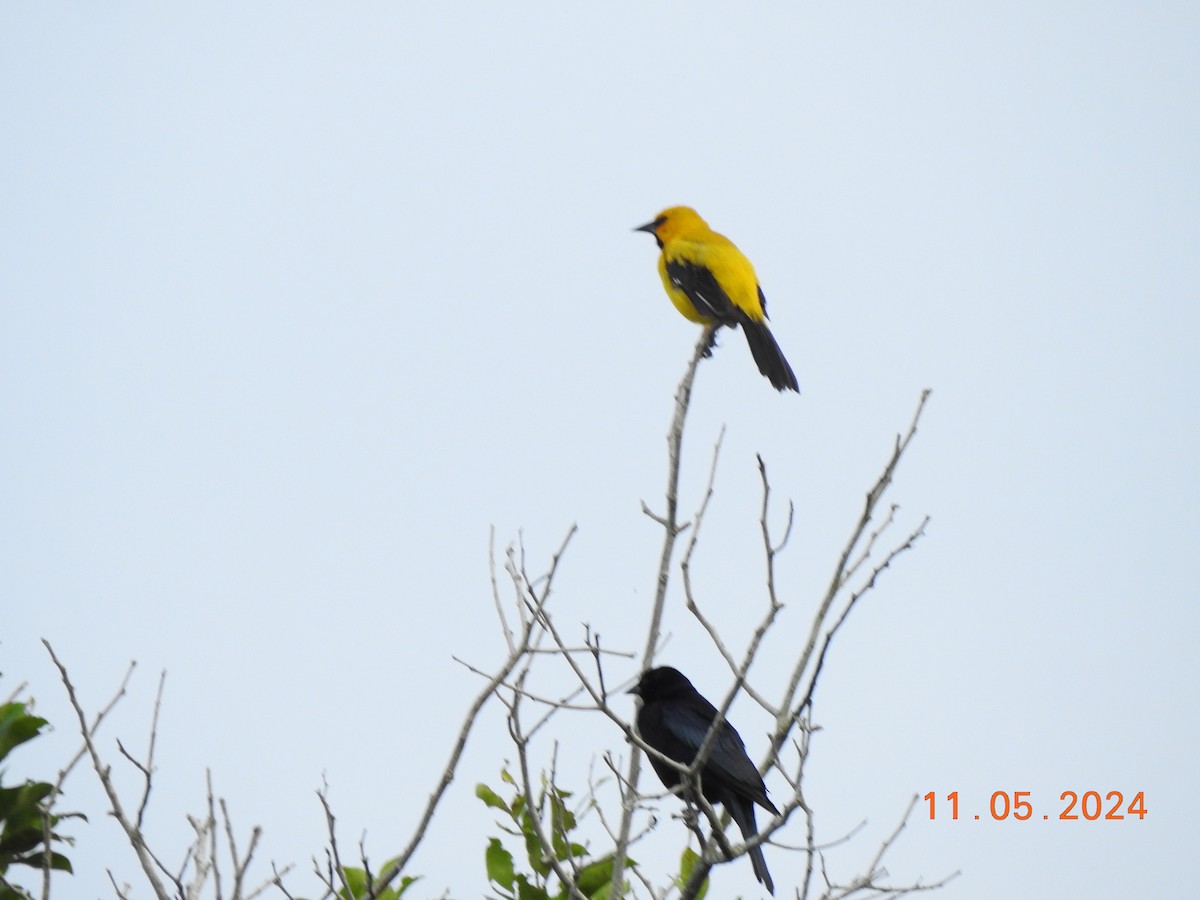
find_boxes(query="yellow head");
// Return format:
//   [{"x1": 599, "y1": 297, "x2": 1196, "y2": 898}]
[{"x1": 634, "y1": 206, "x2": 710, "y2": 247}]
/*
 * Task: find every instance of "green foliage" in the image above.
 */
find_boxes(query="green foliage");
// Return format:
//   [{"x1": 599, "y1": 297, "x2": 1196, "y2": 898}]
[
  {"x1": 477, "y1": 771, "x2": 633, "y2": 900},
  {"x1": 0, "y1": 698, "x2": 80, "y2": 900},
  {"x1": 323, "y1": 861, "x2": 417, "y2": 900},
  {"x1": 295, "y1": 855, "x2": 417, "y2": 900},
  {"x1": 0, "y1": 706, "x2": 47, "y2": 762},
  {"x1": 676, "y1": 847, "x2": 709, "y2": 900}
]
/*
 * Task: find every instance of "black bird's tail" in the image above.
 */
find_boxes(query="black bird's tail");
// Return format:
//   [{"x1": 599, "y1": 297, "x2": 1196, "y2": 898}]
[
  {"x1": 728, "y1": 798, "x2": 775, "y2": 895},
  {"x1": 748, "y1": 842, "x2": 774, "y2": 896},
  {"x1": 737, "y1": 313, "x2": 799, "y2": 393}
]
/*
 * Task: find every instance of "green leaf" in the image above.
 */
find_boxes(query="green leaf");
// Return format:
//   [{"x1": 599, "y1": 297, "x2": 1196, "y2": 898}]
[
  {"x1": 574, "y1": 855, "x2": 635, "y2": 900},
  {"x1": 515, "y1": 873, "x2": 551, "y2": 900},
  {"x1": 15, "y1": 783, "x2": 52, "y2": 808},
  {"x1": 485, "y1": 838, "x2": 515, "y2": 889},
  {"x1": 0, "y1": 785, "x2": 22, "y2": 818},
  {"x1": 377, "y1": 855, "x2": 402, "y2": 873},
  {"x1": 549, "y1": 794, "x2": 576, "y2": 835},
  {"x1": 0, "y1": 704, "x2": 48, "y2": 761},
  {"x1": 677, "y1": 847, "x2": 708, "y2": 900},
  {"x1": 358, "y1": 858, "x2": 418, "y2": 900},
  {"x1": 337, "y1": 866, "x2": 368, "y2": 899},
  {"x1": 575, "y1": 856, "x2": 614, "y2": 895},
  {"x1": 476, "y1": 783, "x2": 510, "y2": 813},
  {"x1": 550, "y1": 831, "x2": 569, "y2": 862},
  {"x1": 360, "y1": 857, "x2": 408, "y2": 900},
  {"x1": 520, "y1": 808, "x2": 550, "y2": 877},
  {"x1": 0, "y1": 794, "x2": 58, "y2": 862},
  {"x1": 0, "y1": 781, "x2": 54, "y2": 819},
  {"x1": 11, "y1": 850, "x2": 73, "y2": 873},
  {"x1": 548, "y1": 792, "x2": 577, "y2": 861}
]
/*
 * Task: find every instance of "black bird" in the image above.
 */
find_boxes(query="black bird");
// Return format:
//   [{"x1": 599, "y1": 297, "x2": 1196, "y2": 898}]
[{"x1": 629, "y1": 666, "x2": 779, "y2": 894}]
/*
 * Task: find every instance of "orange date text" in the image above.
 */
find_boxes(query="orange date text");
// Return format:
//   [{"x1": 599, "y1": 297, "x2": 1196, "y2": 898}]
[{"x1": 923, "y1": 790, "x2": 1147, "y2": 822}]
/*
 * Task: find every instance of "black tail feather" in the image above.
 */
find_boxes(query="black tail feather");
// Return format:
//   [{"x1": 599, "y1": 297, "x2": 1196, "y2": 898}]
[
  {"x1": 737, "y1": 314, "x2": 799, "y2": 393},
  {"x1": 748, "y1": 843, "x2": 775, "y2": 895},
  {"x1": 728, "y1": 796, "x2": 775, "y2": 894}
]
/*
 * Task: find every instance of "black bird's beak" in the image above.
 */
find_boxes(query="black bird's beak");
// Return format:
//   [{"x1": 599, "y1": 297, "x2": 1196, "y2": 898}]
[
  {"x1": 627, "y1": 683, "x2": 641, "y2": 696},
  {"x1": 634, "y1": 216, "x2": 665, "y2": 235}
]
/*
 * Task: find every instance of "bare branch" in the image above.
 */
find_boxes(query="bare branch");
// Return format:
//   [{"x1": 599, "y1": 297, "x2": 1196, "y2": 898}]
[
  {"x1": 138, "y1": 670, "x2": 167, "y2": 831},
  {"x1": 106, "y1": 870, "x2": 133, "y2": 900},
  {"x1": 490, "y1": 525, "x2": 516, "y2": 655},
  {"x1": 613, "y1": 326, "x2": 714, "y2": 898},
  {"x1": 758, "y1": 454, "x2": 795, "y2": 558},
  {"x1": 776, "y1": 389, "x2": 932, "y2": 745},
  {"x1": 507, "y1": 683, "x2": 589, "y2": 900},
  {"x1": 42, "y1": 641, "x2": 173, "y2": 900},
  {"x1": 359, "y1": 527, "x2": 579, "y2": 897},
  {"x1": 206, "y1": 772, "x2": 221, "y2": 900},
  {"x1": 221, "y1": 796, "x2": 261, "y2": 900},
  {"x1": 817, "y1": 795, "x2": 960, "y2": 899},
  {"x1": 50, "y1": 660, "x2": 136, "y2": 801},
  {"x1": 271, "y1": 863, "x2": 298, "y2": 900},
  {"x1": 632, "y1": 389, "x2": 939, "y2": 898},
  {"x1": 42, "y1": 660, "x2": 136, "y2": 900},
  {"x1": 317, "y1": 780, "x2": 351, "y2": 899},
  {"x1": 795, "y1": 516, "x2": 930, "y2": 722}
]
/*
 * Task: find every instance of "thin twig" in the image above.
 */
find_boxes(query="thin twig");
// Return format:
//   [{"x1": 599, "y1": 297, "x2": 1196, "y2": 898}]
[
  {"x1": 490, "y1": 526, "x2": 516, "y2": 654},
  {"x1": 44, "y1": 660, "x2": 137, "y2": 899},
  {"x1": 42, "y1": 641, "x2": 173, "y2": 900},
  {"x1": 796, "y1": 517, "x2": 930, "y2": 720},
  {"x1": 818, "y1": 795, "x2": 960, "y2": 899},
  {"x1": 138, "y1": 671, "x2": 167, "y2": 831},
  {"x1": 613, "y1": 326, "x2": 714, "y2": 898},
  {"x1": 507, "y1": 680, "x2": 589, "y2": 900},
  {"x1": 776, "y1": 389, "x2": 932, "y2": 747},
  {"x1": 361, "y1": 527, "x2": 579, "y2": 897},
  {"x1": 318, "y1": 781, "x2": 351, "y2": 899},
  {"x1": 206, "y1": 771, "x2": 221, "y2": 900}
]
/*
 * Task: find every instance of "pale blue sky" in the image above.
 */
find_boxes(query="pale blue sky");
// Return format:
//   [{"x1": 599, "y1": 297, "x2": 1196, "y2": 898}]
[{"x1": 3, "y1": 3, "x2": 1197, "y2": 898}]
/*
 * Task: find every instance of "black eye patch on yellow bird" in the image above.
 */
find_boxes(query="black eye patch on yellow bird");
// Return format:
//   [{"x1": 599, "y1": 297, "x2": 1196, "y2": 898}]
[{"x1": 634, "y1": 216, "x2": 667, "y2": 248}]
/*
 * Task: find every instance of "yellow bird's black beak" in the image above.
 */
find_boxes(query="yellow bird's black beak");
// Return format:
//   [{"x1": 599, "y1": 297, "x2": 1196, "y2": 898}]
[{"x1": 634, "y1": 216, "x2": 665, "y2": 235}]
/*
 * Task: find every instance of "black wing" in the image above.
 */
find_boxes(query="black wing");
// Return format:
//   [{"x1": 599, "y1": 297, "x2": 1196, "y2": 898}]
[
  {"x1": 659, "y1": 701, "x2": 771, "y2": 807},
  {"x1": 664, "y1": 259, "x2": 740, "y2": 326}
]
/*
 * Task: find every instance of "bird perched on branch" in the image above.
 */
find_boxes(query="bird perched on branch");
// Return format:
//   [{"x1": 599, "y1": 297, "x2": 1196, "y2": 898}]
[
  {"x1": 630, "y1": 666, "x2": 779, "y2": 894},
  {"x1": 635, "y1": 206, "x2": 799, "y2": 393}
]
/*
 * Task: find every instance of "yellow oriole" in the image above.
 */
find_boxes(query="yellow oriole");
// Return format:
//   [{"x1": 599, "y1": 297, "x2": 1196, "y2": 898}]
[{"x1": 635, "y1": 206, "x2": 799, "y2": 393}]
